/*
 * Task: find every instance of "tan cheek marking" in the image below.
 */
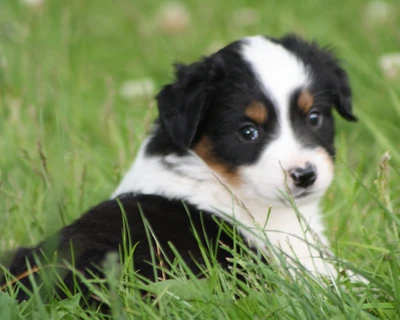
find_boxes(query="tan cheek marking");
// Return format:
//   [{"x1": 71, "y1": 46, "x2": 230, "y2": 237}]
[
  {"x1": 245, "y1": 102, "x2": 268, "y2": 124},
  {"x1": 298, "y1": 90, "x2": 314, "y2": 114},
  {"x1": 192, "y1": 136, "x2": 240, "y2": 185},
  {"x1": 316, "y1": 147, "x2": 334, "y2": 174}
]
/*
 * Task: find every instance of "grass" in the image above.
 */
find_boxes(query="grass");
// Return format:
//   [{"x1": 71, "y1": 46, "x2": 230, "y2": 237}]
[{"x1": 0, "y1": 0, "x2": 399, "y2": 318}]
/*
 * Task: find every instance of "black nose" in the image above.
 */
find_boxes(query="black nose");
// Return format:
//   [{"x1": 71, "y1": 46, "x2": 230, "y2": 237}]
[{"x1": 289, "y1": 163, "x2": 317, "y2": 188}]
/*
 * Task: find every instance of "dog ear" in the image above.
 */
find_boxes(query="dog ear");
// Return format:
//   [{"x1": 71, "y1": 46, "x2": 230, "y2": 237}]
[
  {"x1": 278, "y1": 35, "x2": 357, "y2": 122},
  {"x1": 314, "y1": 46, "x2": 357, "y2": 122},
  {"x1": 330, "y1": 64, "x2": 357, "y2": 122},
  {"x1": 156, "y1": 57, "x2": 223, "y2": 149}
]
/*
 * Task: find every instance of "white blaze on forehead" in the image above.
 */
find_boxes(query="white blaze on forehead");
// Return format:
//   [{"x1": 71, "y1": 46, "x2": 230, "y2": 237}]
[
  {"x1": 240, "y1": 36, "x2": 310, "y2": 157},
  {"x1": 241, "y1": 36, "x2": 310, "y2": 108}
]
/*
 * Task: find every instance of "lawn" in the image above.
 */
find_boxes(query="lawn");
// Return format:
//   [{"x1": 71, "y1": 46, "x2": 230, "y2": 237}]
[{"x1": 0, "y1": 0, "x2": 399, "y2": 318}]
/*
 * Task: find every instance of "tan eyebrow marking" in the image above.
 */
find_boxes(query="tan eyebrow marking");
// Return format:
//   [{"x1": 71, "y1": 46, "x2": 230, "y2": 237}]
[
  {"x1": 244, "y1": 101, "x2": 268, "y2": 124},
  {"x1": 297, "y1": 90, "x2": 314, "y2": 113}
]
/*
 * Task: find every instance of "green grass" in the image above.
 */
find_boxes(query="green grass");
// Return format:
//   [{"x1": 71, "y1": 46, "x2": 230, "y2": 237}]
[{"x1": 0, "y1": 0, "x2": 399, "y2": 318}]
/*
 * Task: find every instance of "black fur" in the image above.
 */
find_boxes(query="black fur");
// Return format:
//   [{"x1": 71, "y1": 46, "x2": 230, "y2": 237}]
[
  {"x1": 1, "y1": 194, "x2": 242, "y2": 302},
  {"x1": 149, "y1": 40, "x2": 280, "y2": 169},
  {"x1": 277, "y1": 34, "x2": 356, "y2": 121}
]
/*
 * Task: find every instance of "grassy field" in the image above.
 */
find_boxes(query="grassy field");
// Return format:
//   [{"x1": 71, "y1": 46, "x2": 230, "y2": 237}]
[{"x1": 0, "y1": 0, "x2": 399, "y2": 318}]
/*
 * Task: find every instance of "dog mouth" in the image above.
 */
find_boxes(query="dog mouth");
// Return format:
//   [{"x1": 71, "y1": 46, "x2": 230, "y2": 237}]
[
  {"x1": 275, "y1": 188, "x2": 315, "y2": 206},
  {"x1": 292, "y1": 189, "x2": 313, "y2": 199}
]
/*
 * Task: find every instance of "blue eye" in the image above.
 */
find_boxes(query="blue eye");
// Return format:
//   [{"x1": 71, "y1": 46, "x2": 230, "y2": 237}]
[
  {"x1": 308, "y1": 110, "x2": 323, "y2": 128},
  {"x1": 238, "y1": 125, "x2": 259, "y2": 141}
]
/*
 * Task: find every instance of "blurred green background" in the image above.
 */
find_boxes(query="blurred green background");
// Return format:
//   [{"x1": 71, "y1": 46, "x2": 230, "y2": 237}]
[{"x1": 0, "y1": 0, "x2": 399, "y2": 262}]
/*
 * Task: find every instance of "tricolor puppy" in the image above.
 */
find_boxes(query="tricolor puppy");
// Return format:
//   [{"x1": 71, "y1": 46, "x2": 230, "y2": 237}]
[{"x1": 2, "y1": 34, "x2": 357, "y2": 301}]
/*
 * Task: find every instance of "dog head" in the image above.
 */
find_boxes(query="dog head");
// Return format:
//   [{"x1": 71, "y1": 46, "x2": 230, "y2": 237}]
[{"x1": 151, "y1": 35, "x2": 356, "y2": 206}]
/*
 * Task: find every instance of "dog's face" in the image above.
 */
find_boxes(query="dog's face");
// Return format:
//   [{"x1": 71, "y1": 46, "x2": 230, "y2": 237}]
[{"x1": 154, "y1": 35, "x2": 356, "y2": 206}]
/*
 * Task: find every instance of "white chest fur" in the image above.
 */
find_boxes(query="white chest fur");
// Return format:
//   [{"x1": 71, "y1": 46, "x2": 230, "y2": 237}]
[{"x1": 113, "y1": 140, "x2": 336, "y2": 278}]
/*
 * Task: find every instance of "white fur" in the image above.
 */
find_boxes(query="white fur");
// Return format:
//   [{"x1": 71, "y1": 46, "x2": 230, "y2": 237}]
[
  {"x1": 113, "y1": 37, "x2": 338, "y2": 279},
  {"x1": 242, "y1": 36, "x2": 311, "y2": 108},
  {"x1": 113, "y1": 138, "x2": 335, "y2": 277}
]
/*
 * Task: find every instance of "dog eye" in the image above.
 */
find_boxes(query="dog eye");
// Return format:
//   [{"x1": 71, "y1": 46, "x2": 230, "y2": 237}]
[
  {"x1": 238, "y1": 125, "x2": 259, "y2": 141},
  {"x1": 307, "y1": 110, "x2": 323, "y2": 128}
]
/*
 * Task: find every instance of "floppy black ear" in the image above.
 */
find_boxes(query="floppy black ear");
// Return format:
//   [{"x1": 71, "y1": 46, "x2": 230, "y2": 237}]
[
  {"x1": 330, "y1": 64, "x2": 357, "y2": 122},
  {"x1": 156, "y1": 58, "x2": 223, "y2": 149}
]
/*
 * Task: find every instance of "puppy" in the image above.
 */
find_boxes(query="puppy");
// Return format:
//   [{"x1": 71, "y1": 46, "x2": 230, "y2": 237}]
[{"x1": 1, "y1": 34, "x2": 357, "y2": 301}]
